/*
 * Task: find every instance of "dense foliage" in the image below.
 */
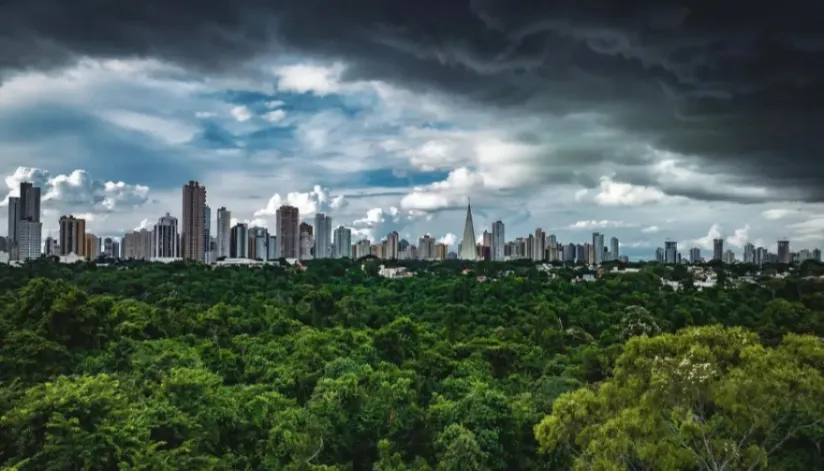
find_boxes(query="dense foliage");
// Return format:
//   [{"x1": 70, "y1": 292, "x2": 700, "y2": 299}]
[{"x1": 1, "y1": 259, "x2": 823, "y2": 471}]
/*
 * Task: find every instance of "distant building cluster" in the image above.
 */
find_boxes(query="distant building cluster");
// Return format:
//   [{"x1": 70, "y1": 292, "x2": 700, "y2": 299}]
[
  {"x1": 1, "y1": 179, "x2": 822, "y2": 266},
  {"x1": 654, "y1": 238, "x2": 820, "y2": 266}
]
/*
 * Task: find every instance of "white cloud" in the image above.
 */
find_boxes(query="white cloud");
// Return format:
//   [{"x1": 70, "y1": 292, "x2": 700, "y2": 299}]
[
  {"x1": 97, "y1": 110, "x2": 198, "y2": 144},
  {"x1": 690, "y1": 224, "x2": 722, "y2": 250},
  {"x1": 567, "y1": 220, "x2": 635, "y2": 230},
  {"x1": 231, "y1": 105, "x2": 253, "y2": 122},
  {"x1": 262, "y1": 109, "x2": 287, "y2": 123},
  {"x1": 400, "y1": 167, "x2": 484, "y2": 212},
  {"x1": 254, "y1": 185, "x2": 345, "y2": 218},
  {"x1": 761, "y1": 208, "x2": 801, "y2": 220},
  {"x1": 195, "y1": 111, "x2": 217, "y2": 118},
  {"x1": 641, "y1": 225, "x2": 660, "y2": 233},
  {"x1": 273, "y1": 63, "x2": 346, "y2": 96},
  {"x1": 726, "y1": 224, "x2": 751, "y2": 248},
  {"x1": 1, "y1": 167, "x2": 149, "y2": 213},
  {"x1": 265, "y1": 100, "x2": 286, "y2": 109},
  {"x1": 439, "y1": 233, "x2": 457, "y2": 247},
  {"x1": 593, "y1": 176, "x2": 670, "y2": 206}
]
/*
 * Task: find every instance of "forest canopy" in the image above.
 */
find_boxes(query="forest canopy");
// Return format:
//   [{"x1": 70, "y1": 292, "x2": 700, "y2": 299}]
[{"x1": 0, "y1": 259, "x2": 823, "y2": 471}]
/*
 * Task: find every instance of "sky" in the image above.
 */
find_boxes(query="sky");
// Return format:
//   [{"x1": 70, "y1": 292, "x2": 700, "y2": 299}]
[{"x1": 0, "y1": 1, "x2": 823, "y2": 260}]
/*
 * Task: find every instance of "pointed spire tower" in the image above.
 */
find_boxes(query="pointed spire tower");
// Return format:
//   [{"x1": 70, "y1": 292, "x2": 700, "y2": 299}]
[{"x1": 458, "y1": 197, "x2": 477, "y2": 260}]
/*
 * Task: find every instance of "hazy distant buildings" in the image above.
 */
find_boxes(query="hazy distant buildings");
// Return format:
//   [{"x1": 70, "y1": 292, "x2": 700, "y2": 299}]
[{"x1": 713, "y1": 238, "x2": 724, "y2": 261}]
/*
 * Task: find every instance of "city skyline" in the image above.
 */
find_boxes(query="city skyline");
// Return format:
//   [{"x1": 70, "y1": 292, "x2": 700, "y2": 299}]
[{"x1": 1, "y1": 178, "x2": 820, "y2": 264}]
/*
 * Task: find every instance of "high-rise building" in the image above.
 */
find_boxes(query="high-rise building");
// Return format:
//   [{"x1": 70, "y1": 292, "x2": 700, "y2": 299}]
[
  {"x1": 268, "y1": 236, "x2": 278, "y2": 260},
  {"x1": 153, "y1": 213, "x2": 179, "y2": 259},
  {"x1": 655, "y1": 247, "x2": 665, "y2": 263},
  {"x1": 813, "y1": 248, "x2": 822, "y2": 262},
  {"x1": 19, "y1": 182, "x2": 41, "y2": 222},
  {"x1": 16, "y1": 220, "x2": 42, "y2": 260},
  {"x1": 181, "y1": 181, "x2": 206, "y2": 261},
  {"x1": 44, "y1": 236, "x2": 59, "y2": 256},
  {"x1": 59, "y1": 215, "x2": 86, "y2": 256},
  {"x1": 299, "y1": 222, "x2": 313, "y2": 260},
  {"x1": 249, "y1": 226, "x2": 268, "y2": 260},
  {"x1": 314, "y1": 213, "x2": 332, "y2": 259},
  {"x1": 7, "y1": 197, "x2": 19, "y2": 244},
  {"x1": 610, "y1": 237, "x2": 619, "y2": 261},
  {"x1": 713, "y1": 238, "x2": 724, "y2": 261},
  {"x1": 722, "y1": 250, "x2": 736, "y2": 264},
  {"x1": 491, "y1": 221, "x2": 505, "y2": 261},
  {"x1": 204, "y1": 205, "x2": 212, "y2": 262},
  {"x1": 458, "y1": 199, "x2": 477, "y2": 261},
  {"x1": 418, "y1": 234, "x2": 436, "y2": 260},
  {"x1": 230, "y1": 223, "x2": 249, "y2": 258},
  {"x1": 592, "y1": 232, "x2": 604, "y2": 265},
  {"x1": 333, "y1": 226, "x2": 352, "y2": 258},
  {"x1": 777, "y1": 240, "x2": 791, "y2": 264},
  {"x1": 533, "y1": 228, "x2": 546, "y2": 262},
  {"x1": 216, "y1": 207, "x2": 231, "y2": 259},
  {"x1": 277, "y1": 205, "x2": 300, "y2": 259},
  {"x1": 84, "y1": 233, "x2": 100, "y2": 260},
  {"x1": 386, "y1": 231, "x2": 399, "y2": 260},
  {"x1": 689, "y1": 247, "x2": 701, "y2": 263},
  {"x1": 743, "y1": 243, "x2": 755, "y2": 264}
]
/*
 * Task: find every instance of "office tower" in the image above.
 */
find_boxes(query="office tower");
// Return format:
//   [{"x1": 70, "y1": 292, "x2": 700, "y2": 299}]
[
  {"x1": 813, "y1": 248, "x2": 821, "y2": 262},
  {"x1": 181, "y1": 180, "x2": 206, "y2": 261},
  {"x1": 215, "y1": 207, "x2": 231, "y2": 258},
  {"x1": 777, "y1": 240, "x2": 791, "y2": 264},
  {"x1": 689, "y1": 247, "x2": 701, "y2": 263},
  {"x1": 299, "y1": 223, "x2": 313, "y2": 260},
  {"x1": 230, "y1": 223, "x2": 249, "y2": 258},
  {"x1": 123, "y1": 229, "x2": 152, "y2": 260},
  {"x1": 386, "y1": 231, "x2": 399, "y2": 259},
  {"x1": 314, "y1": 213, "x2": 332, "y2": 259},
  {"x1": 333, "y1": 226, "x2": 352, "y2": 258},
  {"x1": 204, "y1": 205, "x2": 211, "y2": 261},
  {"x1": 267, "y1": 235, "x2": 278, "y2": 260},
  {"x1": 491, "y1": 221, "x2": 505, "y2": 261},
  {"x1": 112, "y1": 239, "x2": 121, "y2": 259},
  {"x1": 664, "y1": 240, "x2": 677, "y2": 264},
  {"x1": 482, "y1": 230, "x2": 492, "y2": 250},
  {"x1": 722, "y1": 250, "x2": 735, "y2": 264},
  {"x1": 276, "y1": 206, "x2": 300, "y2": 259},
  {"x1": 16, "y1": 220, "x2": 42, "y2": 260},
  {"x1": 592, "y1": 232, "x2": 604, "y2": 265},
  {"x1": 44, "y1": 236, "x2": 58, "y2": 256},
  {"x1": 416, "y1": 234, "x2": 434, "y2": 260},
  {"x1": 18, "y1": 182, "x2": 41, "y2": 222},
  {"x1": 743, "y1": 243, "x2": 755, "y2": 264},
  {"x1": 655, "y1": 247, "x2": 665, "y2": 262},
  {"x1": 7, "y1": 197, "x2": 19, "y2": 243},
  {"x1": 84, "y1": 233, "x2": 100, "y2": 260},
  {"x1": 103, "y1": 237, "x2": 114, "y2": 257},
  {"x1": 435, "y1": 243, "x2": 448, "y2": 260},
  {"x1": 610, "y1": 237, "x2": 619, "y2": 261},
  {"x1": 533, "y1": 228, "x2": 546, "y2": 262},
  {"x1": 248, "y1": 226, "x2": 268, "y2": 260},
  {"x1": 458, "y1": 199, "x2": 477, "y2": 261},
  {"x1": 713, "y1": 238, "x2": 724, "y2": 261},
  {"x1": 59, "y1": 215, "x2": 86, "y2": 256},
  {"x1": 152, "y1": 213, "x2": 179, "y2": 258}
]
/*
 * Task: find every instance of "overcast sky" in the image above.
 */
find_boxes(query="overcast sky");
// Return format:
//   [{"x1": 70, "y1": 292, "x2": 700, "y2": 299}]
[{"x1": 1, "y1": 0, "x2": 822, "y2": 259}]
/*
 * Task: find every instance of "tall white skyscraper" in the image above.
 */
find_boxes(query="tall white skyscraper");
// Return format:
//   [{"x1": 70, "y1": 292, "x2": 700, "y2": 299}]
[
  {"x1": 16, "y1": 220, "x2": 42, "y2": 260},
  {"x1": 533, "y1": 228, "x2": 546, "y2": 261},
  {"x1": 314, "y1": 213, "x2": 332, "y2": 259},
  {"x1": 333, "y1": 226, "x2": 352, "y2": 258},
  {"x1": 592, "y1": 232, "x2": 604, "y2": 265},
  {"x1": 216, "y1": 207, "x2": 231, "y2": 259},
  {"x1": 458, "y1": 199, "x2": 477, "y2": 261},
  {"x1": 152, "y1": 213, "x2": 179, "y2": 259}
]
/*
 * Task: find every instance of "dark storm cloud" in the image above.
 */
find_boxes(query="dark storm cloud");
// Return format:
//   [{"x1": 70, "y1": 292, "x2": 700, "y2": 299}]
[{"x1": 2, "y1": 0, "x2": 824, "y2": 202}]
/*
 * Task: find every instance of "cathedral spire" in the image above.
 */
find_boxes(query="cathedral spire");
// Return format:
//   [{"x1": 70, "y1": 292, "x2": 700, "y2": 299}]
[{"x1": 458, "y1": 197, "x2": 477, "y2": 261}]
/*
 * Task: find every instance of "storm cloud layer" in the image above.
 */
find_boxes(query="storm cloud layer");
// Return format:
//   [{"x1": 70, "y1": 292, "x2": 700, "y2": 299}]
[{"x1": 2, "y1": 0, "x2": 824, "y2": 203}]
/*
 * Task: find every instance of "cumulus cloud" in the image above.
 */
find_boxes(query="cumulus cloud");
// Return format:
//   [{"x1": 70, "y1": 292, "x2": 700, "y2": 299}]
[
  {"x1": 253, "y1": 185, "x2": 347, "y2": 218},
  {"x1": 592, "y1": 176, "x2": 671, "y2": 207},
  {"x1": 690, "y1": 224, "x2": 723, "y2": 251},
  {"x1": 230, "y1": 105, "x2": 252, "y2": 122},
  {"x1": 641, "y1": 225, "x2": 660, "y2": 233},
  {"x1": 1, "y1": 166, "x2": 149, "y2": 213},
  {"x1": 400, "y1": 168, "x2": 483, "y2": 212},
  {"x1": 439, "y1": 233, "x2": 457, "y2": 247},
  {"x1": 567, "y1": 220, "x2": 635, "y2": 230},
  {"x1": 726, "y1": 224, "x2": 751, "y2": 248}
]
